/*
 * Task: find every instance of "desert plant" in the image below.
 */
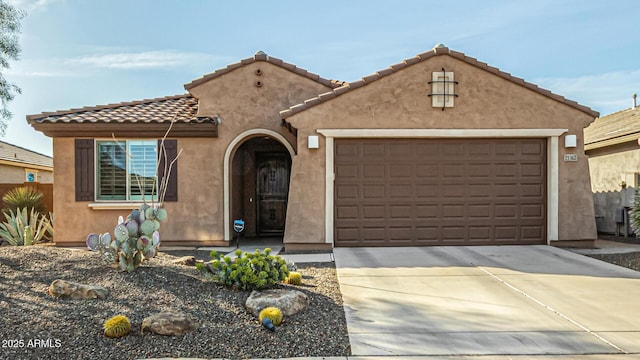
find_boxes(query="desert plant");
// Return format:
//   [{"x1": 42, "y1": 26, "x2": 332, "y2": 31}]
[
  {"x1": 196, "y1": 248, "x2": 289, "y2": 291},
  {"x1": 103, "y1": 315, "x2": 131, "y2": 338},
  {"x1": 2, "y1": 186, "x2": 46, "y2": 215},
  {"x1": 631, "y1": 189, "x2": 640, "y2": 237},
  {"x1": 0, "y1": 207, "x2": 53, "y2": 246},
  {"x1": 87, "y1": 203, "x2": 164, "y2": 272},
  {"x1": 259, "y1": 307, "x2": 283, "y2": 326},
  {"x1": 284, "y1": 271, "x2": 302, "y2": 285}
]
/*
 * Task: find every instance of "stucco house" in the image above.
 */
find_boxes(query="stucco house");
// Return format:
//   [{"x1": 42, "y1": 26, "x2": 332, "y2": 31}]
[
  {"x1": 584, "y1": 101, "x2": 639, "y2": 235},
  {"x1": 27, "y1": 45, "x2": 599, "y2": 249},
  {"x1": 0, "y1": 140, "x2": 53, "y2": 184}
]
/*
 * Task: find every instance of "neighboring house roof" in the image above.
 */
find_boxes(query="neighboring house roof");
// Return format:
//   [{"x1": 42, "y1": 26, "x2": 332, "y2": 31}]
[
  {"x1": 0, "y1": 140, "x2": 52, "y2": 169},
  {"x1": 184, "y1": 51, "x2": 346, "y2": 90},
  {"x1": 26, "y1": 94, "x2": 198, "y2": 124},
  {"x1": 584, "y1": 105, "x2": 640, "y2": 150},
  {"x1": 280, "y1": 46, "x2": 599, "y2": 119}
]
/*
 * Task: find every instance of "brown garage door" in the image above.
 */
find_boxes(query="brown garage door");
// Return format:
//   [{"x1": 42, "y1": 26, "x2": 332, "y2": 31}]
[{"x1": 334, "y1": 138, "x2": 546, "y2": 246}]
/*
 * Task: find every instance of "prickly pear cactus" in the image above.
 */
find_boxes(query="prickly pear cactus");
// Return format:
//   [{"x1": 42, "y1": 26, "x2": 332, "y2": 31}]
[{"x1": 87, "y1": 204, "x2": 168, "y2": 272}]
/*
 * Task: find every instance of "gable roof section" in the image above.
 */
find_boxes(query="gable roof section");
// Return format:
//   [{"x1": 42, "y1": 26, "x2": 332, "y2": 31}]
[
  {"x1": 0, "y1": 140, "x2": 52, "y2": 169},
  {"x1": 280, "y1": 46, "x2": 599, "y2": 119},
  {"x1": 27, "y1": 94, "x2": 198, "y2": 124},
  {"x1": 184, "y1": 51, "x2": 345, "y2": 90},
  {"x1": 584, "y1": 106, "x2": 640, "y2": 150}
]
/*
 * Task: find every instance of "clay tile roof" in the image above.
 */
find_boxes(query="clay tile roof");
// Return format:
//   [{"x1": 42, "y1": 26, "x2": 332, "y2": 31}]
[
  {"x1": 0, "y1": 140, "x2": 52, "y2": 168},
  {"x1": 280, "y1": 46, "x2": 599, "y2": 119},
  {"x1": 584, "y1": 106, "x2": 640, "y2": 147},
  {"x1": 184, "y1": 52, "x2": 345, "y2": 90},
  {"x1": 26, "y1": 94, "x2": 199, "y2": 124}
]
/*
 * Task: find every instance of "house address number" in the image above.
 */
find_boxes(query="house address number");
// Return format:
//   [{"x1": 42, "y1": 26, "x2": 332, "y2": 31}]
[{"x1": 563, "y1": 154, "x2": 578, "y2": 162}]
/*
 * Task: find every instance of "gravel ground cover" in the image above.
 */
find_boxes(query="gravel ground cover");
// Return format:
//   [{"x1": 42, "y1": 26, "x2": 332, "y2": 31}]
[
  {"x1": 586, "y1": 252, "x2": 640, "y2": 272},
  {"x1": 2, "y1": 241, "x2": 640, "y2": 360},
  {"x1": 0, "y1": 246, "x2": 350, "y2": 360}
]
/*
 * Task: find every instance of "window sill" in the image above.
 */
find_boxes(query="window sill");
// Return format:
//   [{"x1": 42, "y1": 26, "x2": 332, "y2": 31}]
[{"x1": 88, "y1": 202, "x2": 150, "y2": 210}]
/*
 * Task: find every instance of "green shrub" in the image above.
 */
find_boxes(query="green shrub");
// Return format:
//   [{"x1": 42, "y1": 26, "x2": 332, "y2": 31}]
[
  {"x1": 2, "y1": 186, "x2": 46, "y2": 215},
  {"x1": 196, "y1": 248, "x2": 289, "y2": 290},
  {"x1": 0, "y1": 207, "x2": 53, "y2": 246}
]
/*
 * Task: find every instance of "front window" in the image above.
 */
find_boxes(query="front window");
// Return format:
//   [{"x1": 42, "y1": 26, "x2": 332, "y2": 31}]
[{"x1": 96, "y1": 140, "x2": 157, "y2": 201}]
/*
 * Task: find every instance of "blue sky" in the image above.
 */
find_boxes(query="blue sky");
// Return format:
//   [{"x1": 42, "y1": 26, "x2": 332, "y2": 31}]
[{"x1": 4, "y1": 0, "x2": 640, "y2": 157}]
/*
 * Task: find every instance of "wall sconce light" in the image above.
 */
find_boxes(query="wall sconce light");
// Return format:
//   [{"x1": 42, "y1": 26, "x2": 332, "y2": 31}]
[
  {"x1": 308, "y1": 135, "x2": 319, "y2": 149},
  {"x1": 564, "y1": 134, "x2": 577, "y2": 148}
]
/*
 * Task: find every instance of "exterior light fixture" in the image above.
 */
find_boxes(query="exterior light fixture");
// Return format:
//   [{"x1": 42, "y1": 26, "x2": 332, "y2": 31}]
[
  {"x1": 308, "y1": 135, "x2": 319, "y2": 149},
  {"x1": 428, "y1": 68, "x2": 458, "y2": 110},
  {"x1": 564, "y1": 134, "x2": 577, "y2": 148}
]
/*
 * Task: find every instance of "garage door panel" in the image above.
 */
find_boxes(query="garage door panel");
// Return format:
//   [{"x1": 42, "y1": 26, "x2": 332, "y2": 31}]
[
  {"x1": 443, "y1": 163, "x2": 466, "y2": 177},
  {"x1": 469, "y1": 163, "x2": 492, "y2": 177},
  {"x1": 363, "y1": 185, "x2": 385, "y2": 198},
  {"x1": 521, "y1": 163, "x2": 544, "y2": 177},
  {"x1": 468, "y1": 143, "x2": 491, "y2": 156},
  {"x1": 416, "y1": 163, "x2": 439, "y2": 177},
  {"x1": 416, "y1": 184, "x2": 439, "y2": 198},
  {"x1": 362, "y1": 205, "x2": 385, "y2": 219},
  {"x1": 362, "y1": 143, "x2": 385, "y2": 157},
  {"x1": 390, "y1": 205, "x2": 412, "y2": 219},
  {"x1": 334, "y1": 138, "x2": 546, "y2": 246},
  {"x1": 336, "y1": 184, "x2": 359, "y2": 199},
  {"x1": 521, "y1": 183, "x2": 544, "y2": 197},
  {"x1": 390, "y1": 164, "x2": 412, "y2": 177},
  {"x1": 469, "y1": 204, "x2": 491, "y2": 218},
  {"x1": 495, "y1": 142, "x2": 517, "y2": 155},
  {"x1": 390, "y1": 143, "x2": 412, "y2": 156},
  {"x1": 521, "y1": 141, "x2": 544, "y2": 155},
  {"x1": 336, "y1": 205, "x2": 358, "y2": 219},
  {"x1": 363, "y1": 164, "x2": 385, "y2": 178}
]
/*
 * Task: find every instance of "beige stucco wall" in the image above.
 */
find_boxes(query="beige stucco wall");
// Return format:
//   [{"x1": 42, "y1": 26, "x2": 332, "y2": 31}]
[
  {"x1": 52, "y1": 61, "x2": 332, "y2": 245},
  {"x1": 587, "y1": 142, "x2": 639, "y2": 234},
  {"x1": 285, "y1": 54, "x2": 597, "y2": 244},
  {"x1": 588, "y1": 142, "x2": 640, "y2": 192}
]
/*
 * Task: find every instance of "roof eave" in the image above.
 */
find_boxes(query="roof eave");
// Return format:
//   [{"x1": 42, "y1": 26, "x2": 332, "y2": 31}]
[
  {"x1": 29, "y1": 121, "x2": 218, "y2": 138},
  {"x1": 585, "y1": 132, "x2": 640, "y2": 151}
]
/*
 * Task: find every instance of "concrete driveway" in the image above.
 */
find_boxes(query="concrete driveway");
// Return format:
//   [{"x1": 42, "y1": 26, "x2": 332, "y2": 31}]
[{"x1": 334, "y1": 245, "x2": 640, "y2": 357}]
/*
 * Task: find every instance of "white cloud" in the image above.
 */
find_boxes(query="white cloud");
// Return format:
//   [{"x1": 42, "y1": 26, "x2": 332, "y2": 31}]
[
  {"x1": 7, "y1": 50, "x2": 234, "y2": 79},
  {"x1": 66, "y1": 50, "x2": 206, "y2": 70},
  {"x1": 64, "y1": 50, "x2": 237, "y2": 71},
  {"x1": 533, "y1": 69, "x2": 640, "y2": 116}
]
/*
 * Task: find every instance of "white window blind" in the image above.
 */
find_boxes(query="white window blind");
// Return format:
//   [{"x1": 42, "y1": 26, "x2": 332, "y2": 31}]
[{"x1": 96, "y1": 140, "x2": 157, "y2": 201}]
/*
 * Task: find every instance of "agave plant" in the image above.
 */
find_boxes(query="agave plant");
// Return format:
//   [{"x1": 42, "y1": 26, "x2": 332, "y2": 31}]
[
  {"x1": 2, "y1": 186, "x2": 46, "y2": 216},
  {"x1": 0, "y1": 207, "x2": 53, "y2": 246}
]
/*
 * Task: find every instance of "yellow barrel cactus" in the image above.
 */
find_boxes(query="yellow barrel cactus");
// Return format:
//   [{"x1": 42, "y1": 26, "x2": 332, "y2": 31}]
[
  {"x1": 104, "y1": 315, "x2": 131, "y2": 338},
  {"x1": 259, "y1": 307, "x2": 283, "y2": 326}
]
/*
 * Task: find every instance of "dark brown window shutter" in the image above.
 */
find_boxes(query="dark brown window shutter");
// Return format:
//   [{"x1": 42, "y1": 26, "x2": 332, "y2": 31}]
[
  {"x1": 75, "y1": 139, "x2": 95, "y2": 201},
  {"x1": 158, "y1": 139, "x2": 178, "y2": 202}
]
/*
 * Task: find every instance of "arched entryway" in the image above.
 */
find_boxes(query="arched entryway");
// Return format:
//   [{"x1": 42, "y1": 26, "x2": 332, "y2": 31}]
[{"x1": 224, "y1": 129, "x2": 295, "y2": 242}]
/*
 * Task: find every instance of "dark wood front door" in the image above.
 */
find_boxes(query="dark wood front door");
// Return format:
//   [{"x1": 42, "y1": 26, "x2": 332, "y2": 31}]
[{"x1": 256, "y1": 153, "x2": 290, "y2": 235}]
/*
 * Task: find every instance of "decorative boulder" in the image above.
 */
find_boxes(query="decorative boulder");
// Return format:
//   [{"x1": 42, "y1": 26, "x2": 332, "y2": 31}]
[
  {"x1": 172, "y1": 256, "x2": 197, "y2": 266},
  {"x1": 246, "y1": 289, "x2": 310, "y2": 317},
  {"x1": 48, "y1": 279, "x2": 108, "y2": 300},
  {"x1": 141, "y1": 311, "x2": 199, "y2": 336}
]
